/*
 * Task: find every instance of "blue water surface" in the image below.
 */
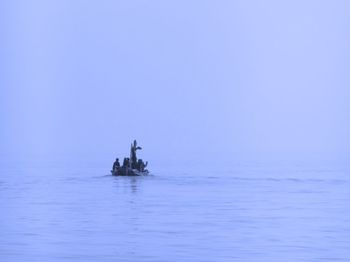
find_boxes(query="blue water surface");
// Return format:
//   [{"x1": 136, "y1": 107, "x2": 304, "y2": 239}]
[{"x1": 0, "y1": 159, "x2": 349, "y2": 261}]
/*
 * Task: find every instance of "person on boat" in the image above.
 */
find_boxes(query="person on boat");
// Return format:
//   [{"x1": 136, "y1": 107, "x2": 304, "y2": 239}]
[
  {"x1": 137, "y1": 159, "x2": 143, "y2": 171},
  {"x1": 122, "y1": 157, "x2": 129, "y2": 168},
  {"x1": 130, "y1": 140, "x2": 142, "y2": 169},
  {"x1": 137, "y1": 159, "x2": 148, "y2": 172},
  {"x1": 112, "y1": 158, "x2": 120, "y2": 172}
]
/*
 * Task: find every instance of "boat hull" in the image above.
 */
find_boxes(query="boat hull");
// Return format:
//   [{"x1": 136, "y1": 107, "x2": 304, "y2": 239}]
[{"x1": 111, "y1": 167, "x2": 149, "y2": 176}]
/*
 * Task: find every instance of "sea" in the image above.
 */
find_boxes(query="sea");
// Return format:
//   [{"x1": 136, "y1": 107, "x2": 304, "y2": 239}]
[{"x1": 0, "y1": 157, "x2": 349, "y2": 262}]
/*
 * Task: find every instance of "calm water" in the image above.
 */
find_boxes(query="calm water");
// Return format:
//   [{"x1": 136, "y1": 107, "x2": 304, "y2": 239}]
[{"x1": 0, "y1": 159, "x2": 349, "y2": 261}]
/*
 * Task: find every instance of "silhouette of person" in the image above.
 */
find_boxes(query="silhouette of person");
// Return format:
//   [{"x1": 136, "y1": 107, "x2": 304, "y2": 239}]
[
  {"x1": 112, "y1": 158, "x2": 120, "y2": 171},
  {"x1": 123, "y1": 157, "x2": 129, "y2": 167},
  {"x1": 137, "y1": 159, "x2": 143, "y2": 171},
  {"x1": 130, "y1": 140, "x2": 142, "y2": 169}
]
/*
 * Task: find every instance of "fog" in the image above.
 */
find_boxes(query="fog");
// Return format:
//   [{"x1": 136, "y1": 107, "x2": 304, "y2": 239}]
[{"x1": 1, "y1": 0, "x2": 350, "y2": 164}]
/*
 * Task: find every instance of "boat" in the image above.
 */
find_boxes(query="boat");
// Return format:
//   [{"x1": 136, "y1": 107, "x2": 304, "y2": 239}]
[
  {"x1": 111, "y1": 167, "x2": 149, "y2": 176},
  {"x1": 111, "y1": 140, "x2": 149, "y2": 176}
]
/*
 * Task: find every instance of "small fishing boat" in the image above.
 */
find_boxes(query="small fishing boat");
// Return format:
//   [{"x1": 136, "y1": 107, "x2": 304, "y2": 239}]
[
  {"x1": 111, "y1": 140, "x2": 149, "y2": 176},
  {"x1": 111, "y1": 167, "x2": 149, "y2": 176}
]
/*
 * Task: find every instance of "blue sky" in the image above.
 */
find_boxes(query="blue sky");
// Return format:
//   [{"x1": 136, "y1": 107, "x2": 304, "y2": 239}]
[{"x1": 1, "y1": 0, "x2": 350, "y2": 162}]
